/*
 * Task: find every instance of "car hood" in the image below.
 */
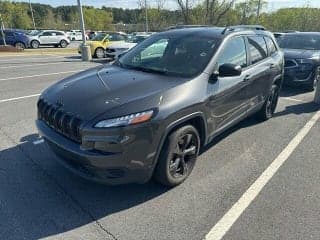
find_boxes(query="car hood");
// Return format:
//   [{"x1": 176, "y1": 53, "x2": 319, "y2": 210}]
[
  {"x1": 283, "y1": 48, "x2": 320, "y2": 59},
  {"x1": 41, "y1": 65, "x2": 184, "y2": 121}
]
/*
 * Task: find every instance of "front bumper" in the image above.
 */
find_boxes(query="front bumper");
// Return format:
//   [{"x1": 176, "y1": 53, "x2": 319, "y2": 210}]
[
  {"x1": 284, "y1": 62, "x2": 320, "y2": 87},
  {"x1": 36, "y1": 120, "x2": 160, "y2": 185}
]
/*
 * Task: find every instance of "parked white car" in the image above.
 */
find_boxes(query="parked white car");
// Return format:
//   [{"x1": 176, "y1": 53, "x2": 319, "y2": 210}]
[
  {"x1": 105, "y1": 34, "x2": 150, "y2": 60},
  {"x1": 67, "y1": 32, "x2": 83, "y2": 41},
  {"x1": 28, "y1": 30, "x2": 70, "y2": 48}
]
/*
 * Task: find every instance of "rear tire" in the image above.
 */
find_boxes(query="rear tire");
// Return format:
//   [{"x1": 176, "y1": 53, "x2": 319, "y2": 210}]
[
  {"x1": 15, "y1": 42, "x2": 25, "y2": 49},
  {"x1": 60, "y1": 40, "x2": 68, "y2": 48},
  {"x1": 256, "y1": 84, "x2": 280, "y2": 121},
  {"x1": 154, "y1": 125, "x2": 200, "y2": 187}
]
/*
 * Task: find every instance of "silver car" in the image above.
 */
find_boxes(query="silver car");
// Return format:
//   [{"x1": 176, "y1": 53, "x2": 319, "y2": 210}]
[{"x1": 28, "y1": 30, "x2": 70, "y2": 48}]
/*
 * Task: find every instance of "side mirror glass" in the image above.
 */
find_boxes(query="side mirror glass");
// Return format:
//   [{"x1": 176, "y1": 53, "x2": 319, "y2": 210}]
[{"x1": 218, "y1": 63, "x2": 242, "y2": 77}]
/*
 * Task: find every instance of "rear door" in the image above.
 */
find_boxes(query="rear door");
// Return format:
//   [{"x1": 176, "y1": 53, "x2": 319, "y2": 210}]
[
  {"x1": 208, "y1": 36, "x2": 250, "y2": 132},
  {"x1": 244, "y1": 36, "x2": 272, "y2": 108}
]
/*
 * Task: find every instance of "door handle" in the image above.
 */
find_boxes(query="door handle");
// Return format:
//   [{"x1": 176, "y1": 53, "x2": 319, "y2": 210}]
[{"x1": 243, "y1": 75, "x2": 251, "y2": 82}]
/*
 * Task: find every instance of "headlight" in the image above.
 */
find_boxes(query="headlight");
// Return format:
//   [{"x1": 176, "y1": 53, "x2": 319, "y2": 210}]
[{"x1": 95, "y1": 110, "x2": 154, "y2": 128}]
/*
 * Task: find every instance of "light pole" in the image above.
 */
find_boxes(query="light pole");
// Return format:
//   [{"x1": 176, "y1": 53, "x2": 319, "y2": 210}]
[
  {"x1": 29, "y1": 0, "x2": 36, "y2": 30},
  {"x1": 256, "y1": 0, "x2": 262, "y2": 23},
  {"x1": 77, "y1": 0, "x2": 91, "y2": 61},
  {"x1": 0, "y1": 13, "x2": 6, "y2": 46},
  {"x1": 145, "y1": 0, "x2": 149, "y2": 33},
  {"x1": 314, "y1": 69, "x2": 320, "y2": 104}
]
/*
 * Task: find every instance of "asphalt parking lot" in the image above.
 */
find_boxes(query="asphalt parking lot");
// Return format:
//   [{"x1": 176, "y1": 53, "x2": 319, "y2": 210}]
[{"x1": 0, "y1": 53, "x2": 319, "y2": 240}]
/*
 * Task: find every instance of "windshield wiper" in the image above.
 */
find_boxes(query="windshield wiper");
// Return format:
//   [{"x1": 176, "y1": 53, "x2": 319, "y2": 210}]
[{"x1": 130, "y1": 66, "x2": 169, "y2": 75}]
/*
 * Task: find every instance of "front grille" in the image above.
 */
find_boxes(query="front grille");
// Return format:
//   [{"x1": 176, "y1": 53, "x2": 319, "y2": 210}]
[
  {"x1": 284, "y1": 59, "x2": 298, "y2": 68},
  {"x1": 106, "y1": 48, "x2": 115, "y2": 53},
  {"x1": 37, "y1": 99, "x2": 83, "y2": 143}
]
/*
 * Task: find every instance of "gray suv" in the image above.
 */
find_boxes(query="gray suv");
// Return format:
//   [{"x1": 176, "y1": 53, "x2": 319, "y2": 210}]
[
  {"x1": 36, "y1": 26, "x2": 284, "y2": 186},
  {"x1": 29, "y1": 30, "x2": 70, "y2": 48}
]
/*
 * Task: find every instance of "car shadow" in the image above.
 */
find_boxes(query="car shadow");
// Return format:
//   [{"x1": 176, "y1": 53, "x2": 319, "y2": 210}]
[
  {"x1": 200, "y1": 116, "x2": 260, "y2": 155},
  {"x1": 0, "y1": 134, "x2": 170, "y2": 239},
  {"x1": 280, "y1": 86, "x2": 312, "y2": 97},
  {"x1": 274, "y1": 101, "x2": 319, "y2": 118}
]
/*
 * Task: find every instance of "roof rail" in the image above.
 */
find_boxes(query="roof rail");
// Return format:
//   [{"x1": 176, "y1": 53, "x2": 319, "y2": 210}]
[
  {"x1": 221, "y1": 25, "x2": 266, "y2": 34},
  {"x1": 165, "y1": 24, "x2": 210, "y2": 31}
]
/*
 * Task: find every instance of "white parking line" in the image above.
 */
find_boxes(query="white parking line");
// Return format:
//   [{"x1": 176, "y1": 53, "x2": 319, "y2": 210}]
[
  {"x1": 0, "y1": 55, "x2": 65, "y2": 61},
  {"x1": 281, "y1": 97, "x2": 307, "y2": 103},
  {"x1": 0, "y1": 70, "x2": 79, "y2": 82},
  {"x1": 0, "y1": 61, "x2": 81, "y2": 69},
  {"x1": 0, "y1": 94, "x2": 40, "y2": 104},
  {"x1": 204, "y1": 110, "x2": 320, "y2": 240}
]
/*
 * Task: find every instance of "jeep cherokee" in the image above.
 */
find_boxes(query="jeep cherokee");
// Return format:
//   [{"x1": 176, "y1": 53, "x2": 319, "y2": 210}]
[{"x1": 36, "y1": 26, "x2": 284, "y2": 186}]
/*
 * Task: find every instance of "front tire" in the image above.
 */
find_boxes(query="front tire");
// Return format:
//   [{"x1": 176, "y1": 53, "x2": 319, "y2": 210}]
[
  {"x1": 256, "y1": 84, "x2": 280, "y2": 121},
  {"x1": 95, "y1": 47, "x2": 105, "y2": 59},
  {"x1": 60, "y1": 40, "x2": 68, "y2": 48},
  {"x1": 31, "y1": 40, "x2": 40, "y2": 49},
  {"x1": 154, "y1": 125, "x2": 200, "y2": 187}
]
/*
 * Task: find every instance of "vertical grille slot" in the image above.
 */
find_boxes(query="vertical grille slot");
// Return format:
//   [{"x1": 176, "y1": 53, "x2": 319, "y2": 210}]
[{"x1": 37, "y1": 99, "x2": 83, "y2": 143}]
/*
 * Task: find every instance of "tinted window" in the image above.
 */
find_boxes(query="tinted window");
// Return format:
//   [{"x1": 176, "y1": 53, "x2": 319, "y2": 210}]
[
  {"x1": 55, "y1": 32, "x2": 64, "y2": 36},
  {"x1": 264, "y1": 37, "x2": 277, "y2": 55},
  {"x1": 5, "y1": 32, "x2": 14, "y2": 37},
  {"x1": 217, "y1": 37, "x2": 247, "y2": 68},
  {"x1": 42, "y1": 32, "x2": 52, "y2": 36},
  {"x1": 277, "y1": 34, "x2": 320, "y2": 50},
  {"x1": 248, "y1": 36, "x2": 267, "y2": 64},
  {"x1": 108, "y1": 34, "x2": 126, "y2": 41}
]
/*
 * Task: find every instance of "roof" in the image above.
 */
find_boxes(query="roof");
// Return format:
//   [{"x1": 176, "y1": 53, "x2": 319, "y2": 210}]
[{"x1": 160, "y1": 26, "x2": 270, "y2": 39}]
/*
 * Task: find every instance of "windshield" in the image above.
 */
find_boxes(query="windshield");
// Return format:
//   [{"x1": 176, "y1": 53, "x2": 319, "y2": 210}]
[
  {"x1": 92, "y1": 33, "x2": 106, "y2": 41},
  {"x1": 116, "y1": 34, "x2": 219, "y2": 78},
  {"x1": 126, "y1": 35, "x2": 149, "y2": 43},
  {"x1": 277, "y1": 34, "x2": 320, "y2": 50}
]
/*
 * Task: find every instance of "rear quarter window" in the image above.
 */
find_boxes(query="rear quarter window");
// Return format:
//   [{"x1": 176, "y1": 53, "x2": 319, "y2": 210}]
[
  {"x1": 247, "y1": 36, "x2": 268, "y2": 64},
  {"x1": 264, "y1": 37, "x2": 278, "y2": 56}
]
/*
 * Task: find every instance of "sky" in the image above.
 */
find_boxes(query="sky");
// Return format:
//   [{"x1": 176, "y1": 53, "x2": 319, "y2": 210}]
[{"x1": 15, "y1": 0, "x2": 320, "y2": 10}]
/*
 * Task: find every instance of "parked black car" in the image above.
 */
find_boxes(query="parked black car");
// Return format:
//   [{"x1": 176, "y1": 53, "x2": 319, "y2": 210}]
[
  {"x1": 275, "y1": 32, "x2": 320, "y2": 91},
  {"x1": 36, "y1": 26, "x2": 284, "y2": 186}
]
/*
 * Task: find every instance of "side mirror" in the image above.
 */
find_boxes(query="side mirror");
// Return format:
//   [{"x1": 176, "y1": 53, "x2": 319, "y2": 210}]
[{"x1": 219, "y1": 63, "x2": 242, "y2": 77}]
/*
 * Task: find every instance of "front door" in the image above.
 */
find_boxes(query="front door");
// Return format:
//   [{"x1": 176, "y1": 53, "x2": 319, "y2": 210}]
[{"x1": 207, "y1": 36, "x2": 250, "y2": 134}]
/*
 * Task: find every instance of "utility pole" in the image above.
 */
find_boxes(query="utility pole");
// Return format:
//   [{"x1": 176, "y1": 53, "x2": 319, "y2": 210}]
[
  {"x1": 29, "y1": 0, "x2": 36, "y2": 30},
  {"x1": 314, "y1": 70, "x2": 320, "y2": 104},
  {"x1": 145, "y1": 0, "x2": 149, "y2": 33},
  {"x1": 77, "y1": 0, "x2": 91, "y2": 61},
  {"x1": 256, "y1": 0, "x2": 262, "y2": 23},
  {"x1": 0, "y1": 13, "x2": 6, "y2": 46}
]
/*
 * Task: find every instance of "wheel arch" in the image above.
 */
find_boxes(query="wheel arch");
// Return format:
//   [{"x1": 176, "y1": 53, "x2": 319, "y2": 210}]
[{"x1": 153, "y1": 112, "x2": 208, "y2": 166}]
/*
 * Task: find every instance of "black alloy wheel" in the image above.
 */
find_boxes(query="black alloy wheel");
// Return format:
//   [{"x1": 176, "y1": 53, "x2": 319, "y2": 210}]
[
  {"x1": 257, "y1": 84, "x2": 279, "y2": 120},
  {"x1": 154, "y1": 125, "x2": 200, "y2": 187}
]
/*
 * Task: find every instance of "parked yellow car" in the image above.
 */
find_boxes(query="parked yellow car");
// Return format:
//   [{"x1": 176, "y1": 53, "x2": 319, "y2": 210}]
[{"x1": 78, "y1": 32, "x2": 127, "y2": 58}]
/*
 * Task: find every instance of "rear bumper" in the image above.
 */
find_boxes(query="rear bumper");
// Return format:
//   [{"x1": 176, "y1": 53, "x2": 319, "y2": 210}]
[{"x1": 36, "y1": 120, "x2": 159, "y2": 185}]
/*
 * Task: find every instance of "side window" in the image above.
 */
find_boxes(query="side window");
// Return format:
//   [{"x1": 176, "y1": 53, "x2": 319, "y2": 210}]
[
  {"x1": 55, "y1": 32, "x2": 64, "y2": 36},
  {"x1": 42, "y1": 32, "x2": 52, "y2": 36},
  {"x1": 217, "y1": 37, "x2": 247, "y2": 68},
  {"x1": 248, "y1": 36, "x2": 268, "y2": 64},
  {"x1": 264, "y1": 37, "x2": 277, "y2": 56},
  {"x1": 140, "y1": 39, "x2": 168, "y2": 60}
]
